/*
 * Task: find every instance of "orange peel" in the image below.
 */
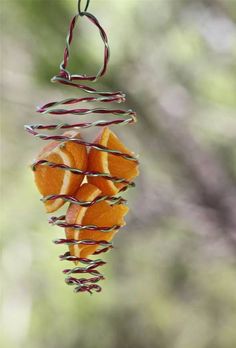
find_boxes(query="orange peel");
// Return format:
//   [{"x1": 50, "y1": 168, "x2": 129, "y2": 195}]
[
  {"x1": 65, "y1": 183, "x2": 129, "y2": 260},
  {"x1": 87, "y1": 127, "x2": 139, "y2": 195},
  {"x1": 34, "y1": 131, "x2": 87, "y2": 213}
]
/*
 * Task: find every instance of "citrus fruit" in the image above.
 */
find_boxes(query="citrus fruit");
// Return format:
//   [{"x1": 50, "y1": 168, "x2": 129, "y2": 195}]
[
  {"x1": 65, "y1": 183, "x2": 129, "y2": 260},
  {"x1": 87, "y1": 127, "x2": 139, "y2": 195},
  {"x1": 34, "y1": 131, "x2": 87, "y2": 213}
]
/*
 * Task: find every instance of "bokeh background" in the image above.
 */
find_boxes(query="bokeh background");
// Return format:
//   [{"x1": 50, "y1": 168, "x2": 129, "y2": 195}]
[{"x1": 1, "y1": 0, "x2": 236, "y2": 347}]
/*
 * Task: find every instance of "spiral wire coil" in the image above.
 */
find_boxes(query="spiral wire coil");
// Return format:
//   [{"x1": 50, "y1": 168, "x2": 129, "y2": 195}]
[{"x1": 25, "y1": 1, "x2": 138, "y2": 293}]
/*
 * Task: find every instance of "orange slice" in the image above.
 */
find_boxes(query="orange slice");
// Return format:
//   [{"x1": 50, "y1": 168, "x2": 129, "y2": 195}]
[
  {"x1": 65, "y1": 183, "x2": 129, "y2": 260},
  {"x1": 34, "y1": 131, "x2": 87, "y2": 213},
  {"x1": 87, "y1": 127, "x2": 139, "y2": 195}
]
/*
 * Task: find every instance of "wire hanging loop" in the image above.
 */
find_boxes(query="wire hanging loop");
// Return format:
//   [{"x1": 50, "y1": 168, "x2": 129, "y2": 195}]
[
  {"x1": 57, "y1": 2, "x2": 109, "y2": 83},
  {"x1": 78, "y1": 0, "x2": 90, "y2": 16}
]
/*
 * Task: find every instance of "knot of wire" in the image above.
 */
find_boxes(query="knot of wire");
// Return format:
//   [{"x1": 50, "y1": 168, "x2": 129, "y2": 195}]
[{"x1": 25, "y1": 2, "x2": 138, "y2": 294}]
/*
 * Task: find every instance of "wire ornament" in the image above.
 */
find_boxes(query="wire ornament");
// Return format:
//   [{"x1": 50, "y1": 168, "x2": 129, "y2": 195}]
[{"x1": 25, "y1": 1, "x2": 138, "y2": 294}]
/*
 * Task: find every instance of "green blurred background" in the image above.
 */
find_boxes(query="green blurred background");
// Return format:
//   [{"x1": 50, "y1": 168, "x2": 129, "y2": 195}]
[{"x1": 1, "y1": 0, "x2": 236, "y2": 347}]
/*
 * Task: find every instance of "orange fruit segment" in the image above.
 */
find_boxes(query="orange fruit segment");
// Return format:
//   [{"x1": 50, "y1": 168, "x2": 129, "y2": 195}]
[
  {"x1": 65, "y1": 183, "x2": 129, "y2": 260},
  {"x1": 87, "y1": 127, "x2": 139, "y2": 195},
  {"x1": 34, "y1": 131, "x2": 87, "y2": 213}
]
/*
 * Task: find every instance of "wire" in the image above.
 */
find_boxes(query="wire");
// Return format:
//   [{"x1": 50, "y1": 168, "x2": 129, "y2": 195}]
[{"x1": 78, "y1": 0, "x2": 90, "y2": 16}]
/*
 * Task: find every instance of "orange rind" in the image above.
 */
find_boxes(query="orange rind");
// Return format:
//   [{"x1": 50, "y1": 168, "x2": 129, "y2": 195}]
[
  {"x1": 65, "y1": 183, "x2": 129, "y2": 260},
  {"x1": 87, "y1": 127, "x2": 139, "y2": 195},
  {"x1": 34, "y1": 131, "x2": 87, "y2": 213}
]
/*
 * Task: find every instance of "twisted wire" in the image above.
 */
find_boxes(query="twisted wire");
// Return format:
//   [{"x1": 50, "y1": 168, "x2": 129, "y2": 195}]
[
  {"x1": 25, "y1": 3, "x2": 137, "y2": 294},
  {"x1": 42, "y1": 193, "x2": 127, "y2": 206},
  {"x1": 49, "y1": 215, "x2": 121, "y2": 232}
]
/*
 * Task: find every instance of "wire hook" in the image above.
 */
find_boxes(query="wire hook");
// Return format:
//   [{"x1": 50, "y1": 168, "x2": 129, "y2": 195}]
[{"x1": 78, "y1": 0, "x2": 90, "y2": 16}]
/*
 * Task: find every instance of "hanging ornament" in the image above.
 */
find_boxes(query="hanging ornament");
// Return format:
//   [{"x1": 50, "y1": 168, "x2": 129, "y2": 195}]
[{"x1": 25, "y1": 0, "x2": 139, "y2": 294}]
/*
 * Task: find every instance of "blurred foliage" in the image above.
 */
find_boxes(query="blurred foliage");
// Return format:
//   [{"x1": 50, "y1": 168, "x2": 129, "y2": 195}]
[{"x1": 1, "y1": 1, "x2": 236, "y2": 348}]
